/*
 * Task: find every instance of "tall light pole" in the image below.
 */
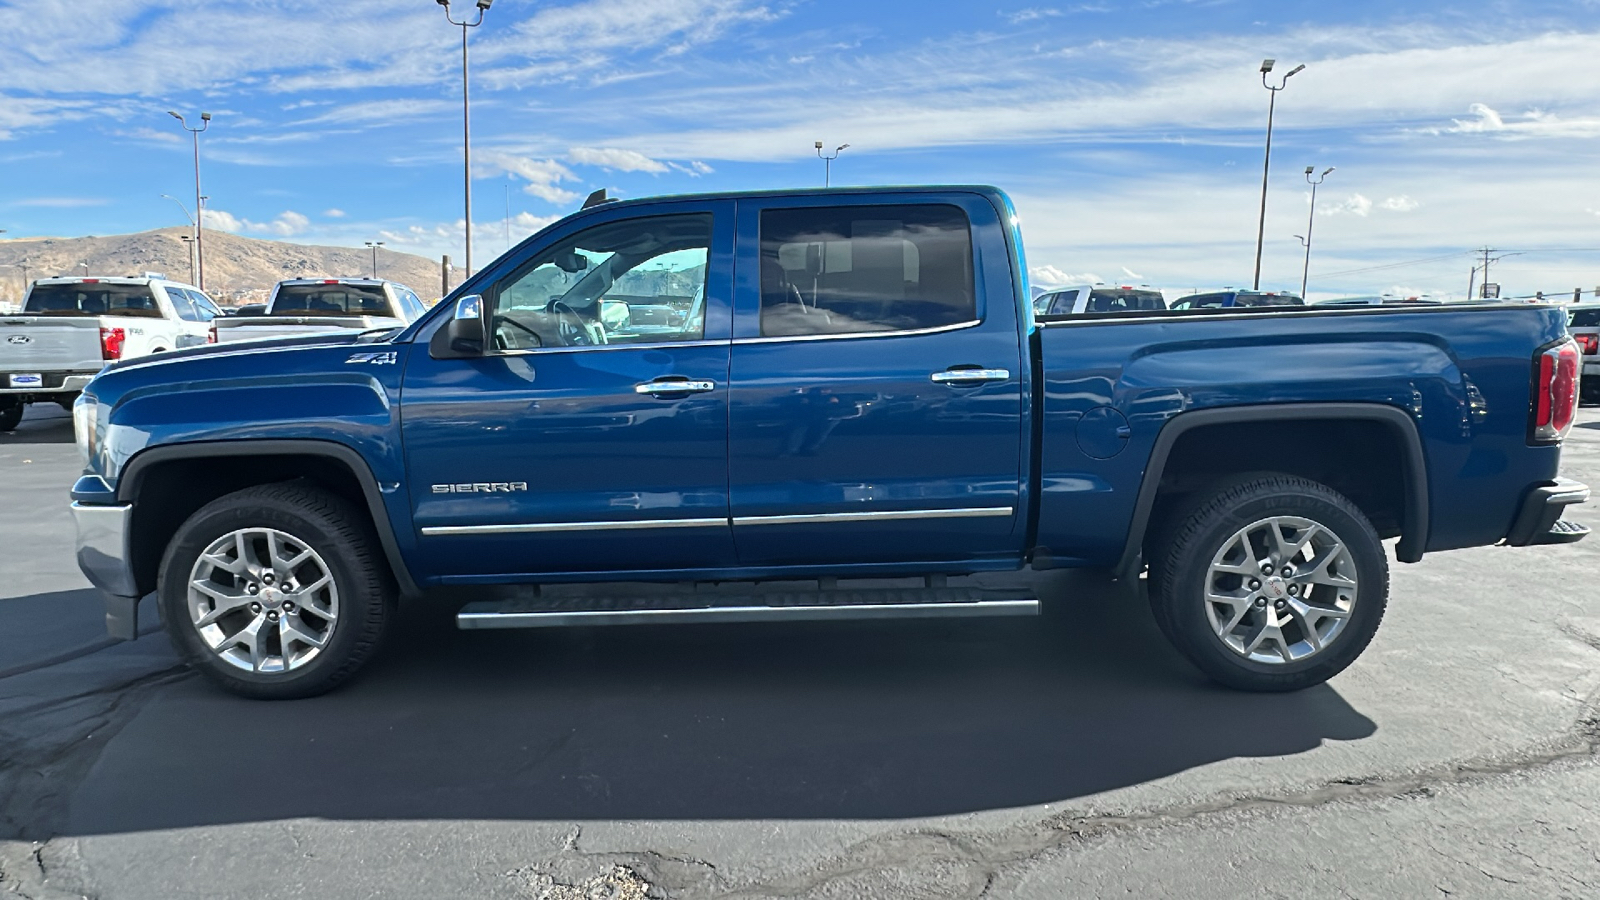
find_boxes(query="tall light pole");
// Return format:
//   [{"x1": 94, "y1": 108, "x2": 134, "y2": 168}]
[
  {"x1": 168, "y1": 110, "x2": 212, "y2": 290},
  {"x1": 1252, "y1": 59, "x2": 1304, "y2": 291},
  {"x1": 437, "y1": 0, "x2": 493, "y2": 279},
  {"x1": 161, "y1": 194, "x2": 199, "y2": 284},
  {"x1": 78, "y1": 261, "x2": 90, "y2": 277},
  {"x1": 179, "y1": 235, "x2": 197, "y2": 285},
  {"x1": 815, "y1": 141, "x2": 849, "y2": 187},
  {"x1": 365, "y1": 241, "x2": 386, "y2": 279},
  {"x1": 1295, "y1": 166, "x2": 1333, "y2": 300}
]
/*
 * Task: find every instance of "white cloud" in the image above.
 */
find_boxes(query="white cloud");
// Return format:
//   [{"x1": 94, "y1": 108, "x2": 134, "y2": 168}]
[
  {"x1": 1324, "y1": 194, "x2": 1373, "y2": 217},
  {"x1": 323, "y1": 208, "x2": 346, "y2": 218},
  {"x1": 203, "y1": 208, "x2": 310, "y2": 237},
  {"x1": 1030, "y1": 265, "x2": 1099, "y2": 287},
  {"x1": 10, "y1": 197, "x2": 108, "y2": 208},
  {"x1": 1380, "y1": 196, "x2": 1419, "y2": 212},
  {"x1": 1441, "y1": 103, "x2": 1600, "y2": 139},
  {"x1": 1003, "y1": 9, "x2": 1063, "y2": 25},
  {"x1": 477, "y1": 151, "x2": 582, "y2": 206},
  {"x1": 569, "y1": 147, "x2": 670, "y2": 174}
]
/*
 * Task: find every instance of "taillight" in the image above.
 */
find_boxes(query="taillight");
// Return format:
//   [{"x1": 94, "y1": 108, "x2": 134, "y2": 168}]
[
  {"x1": 207, "y1": 324, "x2": 218, "y2": 344},
  {"x1": 1575, "y1": 333, "x2": 1599, "y2": 355},
  {"x1": 100, "y1": 327, "x2": 125, "y2": 360},
  {"x1": 1531, "y1": 340, "x2": 1579, "y2": 443}
]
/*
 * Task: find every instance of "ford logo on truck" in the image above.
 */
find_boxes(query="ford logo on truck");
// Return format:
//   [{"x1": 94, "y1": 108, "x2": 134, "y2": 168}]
[{"x1": 6, "y1": 335, "x2": 30, "y2": 345}]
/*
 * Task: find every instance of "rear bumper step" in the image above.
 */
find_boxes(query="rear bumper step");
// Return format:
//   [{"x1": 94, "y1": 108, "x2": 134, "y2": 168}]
[
  {"x1": 1505, "y1": 477, "x2": 1590, "y2": 547},
  {"x1": 457, "y1": 588, "x2": 1039, "y2": 630}
]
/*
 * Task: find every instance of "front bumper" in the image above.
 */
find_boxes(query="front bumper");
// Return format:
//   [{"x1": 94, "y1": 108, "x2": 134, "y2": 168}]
[
  {"x1": 70, "y1": 501, "x2": 142, "y2": 640},
  {"x1": 1505, "y1": 478, "x2": 1591, "y2": 546}
]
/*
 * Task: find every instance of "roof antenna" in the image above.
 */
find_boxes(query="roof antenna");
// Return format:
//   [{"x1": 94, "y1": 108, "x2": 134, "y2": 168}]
[{"x1": 581, "y1": 189, "x2": 616, "y2": 210}]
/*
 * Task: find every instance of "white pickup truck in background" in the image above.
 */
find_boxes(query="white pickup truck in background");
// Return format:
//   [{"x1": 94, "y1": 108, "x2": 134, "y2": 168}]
[
  {"x1": 210, "y1": 278, "x2": 427, "y2": 343},
  {"x1": 0, "y1": 275, "x2": 221, "y2": 431}
]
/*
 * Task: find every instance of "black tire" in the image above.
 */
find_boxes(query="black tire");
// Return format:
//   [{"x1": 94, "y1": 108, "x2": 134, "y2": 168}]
[
  {"x1": 0, "y1": 403, "x2": 21, "y2": 432},
  {"x1": 158, "y1": 482, "x2": 395, "y2": 699},
  {"x1": 1148, "y1": 474, "x2": 1388, "y2": 692}
]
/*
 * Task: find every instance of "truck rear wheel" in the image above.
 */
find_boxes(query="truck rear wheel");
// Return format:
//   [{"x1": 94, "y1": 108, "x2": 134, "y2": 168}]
[
  {"x1": 0, "y1": 401, "x2": 21, "y2": 432},
  {"x1": 157, "y1": 482, "x2": 395, "y2": 699},
  {"x1": 1149, "y1": 475, "x2": 1388, "y2": 692}
]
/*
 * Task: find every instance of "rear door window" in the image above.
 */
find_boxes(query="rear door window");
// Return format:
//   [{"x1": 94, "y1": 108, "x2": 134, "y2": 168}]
[
  {"x1": 164, "y1": 287, "x2": 201, "y2": 321},
  {"x1": 1570, "y1": 308, "x2": 1600, "y2": 328},
  {"x1": 23, "y1": 283, "x2": 164, "y2": 318},
  {"x1": 758, "y1": 204, "x2": 976, "y2": 336}
]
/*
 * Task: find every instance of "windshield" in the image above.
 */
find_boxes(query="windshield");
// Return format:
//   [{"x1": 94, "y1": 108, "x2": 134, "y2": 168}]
[
  {"x1": 270, "y1": 284, "x2": 390, "y2": 317},
  {"x1": 1085, "y1": 289, "x2": 1165, "y2": 313},
  {"x1": 22, "y1": 283, "x2": 163, "y2": 318},
  {"x1": 1571, "y1": 308, "x2": 1600, "y2": 328}
]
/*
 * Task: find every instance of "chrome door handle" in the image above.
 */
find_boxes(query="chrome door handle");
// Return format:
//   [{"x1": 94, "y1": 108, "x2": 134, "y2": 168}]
[
  {"x1": 635, "y1": 378, "x2": 716, "y2": 396},
  {"x1": 930, "y1": 368, "x2": 1011, "y2": 385}
]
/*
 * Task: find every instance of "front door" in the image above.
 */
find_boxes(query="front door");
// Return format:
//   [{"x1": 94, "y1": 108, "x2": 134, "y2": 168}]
[
  {"x1": 401, "y1": 202, "x2": 737, "y2": 580},
  {"x1": 727, "y1": 195, "x2": 1027, "y2": 568}
]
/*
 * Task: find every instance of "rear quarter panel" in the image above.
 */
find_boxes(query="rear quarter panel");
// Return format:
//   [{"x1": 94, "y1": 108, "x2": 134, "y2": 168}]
[{"x1": 1033, "y1": 305, "x2": 1570, "y2": 566}]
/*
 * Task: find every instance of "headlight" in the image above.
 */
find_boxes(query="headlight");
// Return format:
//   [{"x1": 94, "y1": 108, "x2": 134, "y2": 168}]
[{"x1": 73, "y1": 393, "x2": 98, "y2": 467}]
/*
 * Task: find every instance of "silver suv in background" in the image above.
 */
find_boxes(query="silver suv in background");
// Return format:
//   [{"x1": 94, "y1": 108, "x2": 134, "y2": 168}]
[
  {"x1": 1034, "y1": 284, "x2": 1167, "y2": 317},
  {"x1": 211, "y1": 278, "x2": 427, "y2": 343}
]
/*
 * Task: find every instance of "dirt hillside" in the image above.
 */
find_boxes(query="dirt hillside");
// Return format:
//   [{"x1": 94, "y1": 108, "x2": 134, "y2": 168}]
[{"x1": 0, "y1": 228, "x2": 448, "y2": 307}]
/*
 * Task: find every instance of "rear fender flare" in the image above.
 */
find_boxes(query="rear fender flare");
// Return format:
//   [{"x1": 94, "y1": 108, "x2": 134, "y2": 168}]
[{"x1": 1116, "y1": 403, "x2": 1430, "y2": 575}]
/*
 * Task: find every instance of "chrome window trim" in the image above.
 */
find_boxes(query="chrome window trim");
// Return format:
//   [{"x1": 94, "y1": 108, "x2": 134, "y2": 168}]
[
  {"x1": 734, "y1": 318, "x2": 982, "y2": 346},
  {"x1": 489, "y1": 338, "x2": 727, "y2": 358},
  {"x1": 421, "y1": 516, "x2": 728, "y2": 537},
  {"x1": 733, "y1": 507, "x2": 1014, "y2": 526}
]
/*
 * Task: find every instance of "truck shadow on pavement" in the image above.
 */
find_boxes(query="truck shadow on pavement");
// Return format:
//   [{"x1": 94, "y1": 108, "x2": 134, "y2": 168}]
[{"x1": 50, "y1": 569, "x2": 1376, "y2": 836}]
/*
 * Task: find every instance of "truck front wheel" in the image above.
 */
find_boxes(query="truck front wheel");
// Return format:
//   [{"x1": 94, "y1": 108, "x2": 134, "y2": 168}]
[
  {"x1": 1149, "y1": 475, "x2": 1388, "y2": 692},
  {"x1": 157, "y1": 483, "x2": 395, "y2": 699}
]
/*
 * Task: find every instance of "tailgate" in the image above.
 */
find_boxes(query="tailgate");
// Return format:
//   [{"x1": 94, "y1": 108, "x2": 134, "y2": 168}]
[
  {"x1": 213, "y1": 317, "x2": 374, "y2": 342},
  {"x1": 0, "y1": 316, "x2": 103, "y2": 374}
]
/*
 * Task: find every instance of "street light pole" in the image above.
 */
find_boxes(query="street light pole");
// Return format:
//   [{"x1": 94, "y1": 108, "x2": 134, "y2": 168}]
[
  {"x1": 815, "y1": 141, "x2": 849, "y2": 188},
  {"x1": 1298, "y1": 166, "x2": 1333, "y2": 300},
  {"x1": 1252, "y1": 59, "x2": 1304, "y2": 291},
  {"x1": 168, "y1": 111, "x2": 212, "y2": 290},
  {"x1": 437, "y1": 0, "x2": 494, "y2": 279},
  {"x1": 365, "y1": 241, "x2": 386, "y2": 279},
  {"x1": 179, "y1": 235, "x2": 197, "y2": 285},
  {"x1": 161, "y1": 194, "x2": 199, "y2": 284}
]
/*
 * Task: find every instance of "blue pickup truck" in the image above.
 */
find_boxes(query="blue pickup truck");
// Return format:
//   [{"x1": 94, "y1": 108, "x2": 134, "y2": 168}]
[{"x1": 68, "y1": 186, "x2": 1590, "y2": 699}]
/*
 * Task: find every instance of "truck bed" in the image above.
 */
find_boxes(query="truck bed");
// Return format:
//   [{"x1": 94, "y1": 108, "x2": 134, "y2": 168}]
[
  {"x1": 212, "y1": 315, "x2": 401, "y2": 342},
  {"x1": 1031, "y1": 302, "x2": 1570, "y2": 567}
]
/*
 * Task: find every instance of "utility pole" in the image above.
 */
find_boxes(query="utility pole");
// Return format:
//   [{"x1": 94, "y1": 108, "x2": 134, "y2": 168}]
[{"x1": 1480, "y1": 247, "x2": 1493, "y2": 296}]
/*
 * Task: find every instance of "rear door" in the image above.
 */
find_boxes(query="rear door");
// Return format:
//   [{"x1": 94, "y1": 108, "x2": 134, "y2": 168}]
[
  {"x1": 400, "y1": 199, "x2": 738, "y2": 580},
  {"x1": 726, "y1": 193, "x2": 1027, "y2": 568}
]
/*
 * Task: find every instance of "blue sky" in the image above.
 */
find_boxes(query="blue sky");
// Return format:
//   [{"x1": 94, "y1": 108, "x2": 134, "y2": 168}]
[{"x1": 3, "y1": 0, "x2": 1600, "y2": 299}]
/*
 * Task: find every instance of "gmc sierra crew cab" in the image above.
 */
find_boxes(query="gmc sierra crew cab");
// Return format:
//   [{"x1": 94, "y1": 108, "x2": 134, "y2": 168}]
[{"x1": 67, "y1": 186, "x2": 1590, "y2": 699}]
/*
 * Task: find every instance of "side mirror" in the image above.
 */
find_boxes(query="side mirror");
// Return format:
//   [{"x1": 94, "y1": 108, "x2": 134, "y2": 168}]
[
  {"x1": 804, "y1": 242, "x2": 823, "y2": 278},
  {"x1": 429, "y1": 293, "x2": 485, "y2": 359}
]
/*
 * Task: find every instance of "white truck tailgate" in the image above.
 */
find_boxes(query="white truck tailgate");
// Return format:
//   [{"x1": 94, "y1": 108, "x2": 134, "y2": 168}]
[{"x1": 0, "y1": 316, "x2": 104, "y2": 375}]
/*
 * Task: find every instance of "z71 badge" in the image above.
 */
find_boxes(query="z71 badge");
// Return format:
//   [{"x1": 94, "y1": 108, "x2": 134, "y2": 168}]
[
  {"x1": 432, "y1": 482, "x2": 530, "y2": 494},
  {"x1": 345, "y1": 351, "x2": 398, "y2": 365}
]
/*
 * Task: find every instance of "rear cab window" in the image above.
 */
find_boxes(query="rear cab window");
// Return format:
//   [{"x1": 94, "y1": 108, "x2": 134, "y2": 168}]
[
  {"x1": 1570, "y1": 308, "x2": 1600, "y2": 329},
  {"x1": 758, "y1": 204, "x2": 976, "y2": 337},
  {"x1": 23, "y1": 283, "x2": 164, "y2": 318},
  {"x1": 270, "y1": 283, "x2": 393, "y2": 317}
]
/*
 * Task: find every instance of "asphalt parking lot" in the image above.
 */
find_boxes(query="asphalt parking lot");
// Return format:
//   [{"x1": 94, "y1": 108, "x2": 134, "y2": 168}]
[{"x1": 2, "y1": 402, "x2": 1598, "y2": 899}]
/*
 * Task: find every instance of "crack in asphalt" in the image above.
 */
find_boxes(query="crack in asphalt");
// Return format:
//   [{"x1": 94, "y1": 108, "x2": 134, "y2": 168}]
[{"x1": 564, "y1": 712, "x2": 1600, "y2": 899}]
